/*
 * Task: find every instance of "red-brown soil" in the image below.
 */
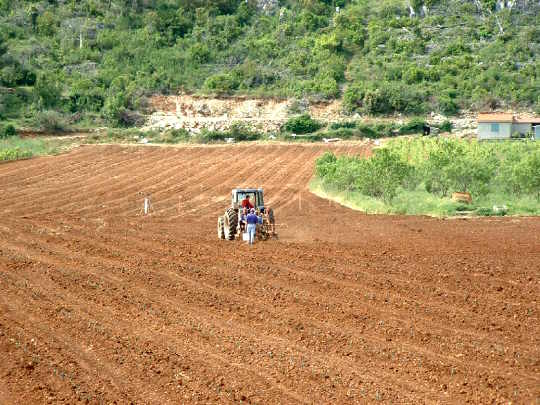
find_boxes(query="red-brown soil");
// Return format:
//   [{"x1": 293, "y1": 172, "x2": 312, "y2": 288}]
[{"x1": 0, "y1": 143, "x2": 538, "y2": 404}]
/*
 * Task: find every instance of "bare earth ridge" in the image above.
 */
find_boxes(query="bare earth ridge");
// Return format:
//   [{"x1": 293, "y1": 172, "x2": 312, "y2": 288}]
[{"x1": 0, "y1": 143, "x2": 539, "y2": 403}]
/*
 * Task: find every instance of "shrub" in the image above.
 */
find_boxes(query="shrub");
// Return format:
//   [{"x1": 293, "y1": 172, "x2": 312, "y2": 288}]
[
  {"x1": 323, "y1": 128, "x2": 357, "y2": 139},
  {"x1": 475, "y1": 207, "x2": 495, "y2": 216},
  {"x1": 356, "y1": 123, "x2": 379, "y2": 138},
  {"x1": 444, "y1": 148, "x2": 496, "y2": 196},
  {"x1": 362, "y1": 88, "x2": 389, "y2": 114},
  {"x1": 32, "y1": 110, "x2": 68, "y2": 132},
  {"x1": 438, "y1": 120, "x2": 453, "y2": 132},
  {"x1": 362, "y1": 85, "x2": 426, "y2": 115},
  {"x1": 399, "y1": 118, "x2": 426, "y2": 135},
  {"x1": 228, "y1": 122, "x2": 260, "y2": 141},
  {"x1": 117, "y1": 110, "x2": 145, "y2": 127},
  {"x1": 283, "y1": 114, "x2": 323, "y2": 134},
  {"x1": 33, "y1": 74, "x2": 62, "y2": 110},
  {"x1": 36, "y1": 11, "x2": 58, "y2": 36},
  {"x1": 0, "y1": 124, "x2": 16, "y2": 138},
  {"x1": 438, "y1": 96, "x2": 459, "y2": 115},
  {"x1": 159, "y1": 129, "x2": 191, "y2": 143},
  {"x1": 342, "y1": 85, "x2": 365, "y2": 113},
  {"x1": 329, "y1": 121, "x2": 357, "y2": 130},
  {"x1": 198, "y1": 129, "x2": 227, "y2": 143},
  {"x1": 203, "y1": 73, "x2": 239, "y2": 94},
  {"x1": 312, "y1": 73, "x2": 340, "y2": 98}
]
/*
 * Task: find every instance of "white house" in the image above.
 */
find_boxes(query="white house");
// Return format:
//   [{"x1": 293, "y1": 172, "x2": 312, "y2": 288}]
[{"x1": 477, "y1": 113, "x2": 540, "y2": 140}]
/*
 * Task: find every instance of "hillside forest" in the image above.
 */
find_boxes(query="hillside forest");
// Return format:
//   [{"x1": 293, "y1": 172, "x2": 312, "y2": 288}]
[{"x1": 0, "y1": 0, "x2": 539, "y2": 129}]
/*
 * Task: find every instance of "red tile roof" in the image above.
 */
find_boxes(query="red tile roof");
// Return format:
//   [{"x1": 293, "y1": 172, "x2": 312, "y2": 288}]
[
  {"x1": 478, "y1": 113, "x2": 540, "y2": 124},
  {"x1": 477, "y1": 113, "x2": 514, "y2": 123},
  {"x1": 514, "y1": 116, "x2": 540, "y2": 124}
]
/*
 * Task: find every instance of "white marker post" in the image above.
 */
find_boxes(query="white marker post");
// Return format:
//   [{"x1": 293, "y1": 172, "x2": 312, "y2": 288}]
[{"x1": 144, "y1": 196, "x2": 150, "y2": 215}]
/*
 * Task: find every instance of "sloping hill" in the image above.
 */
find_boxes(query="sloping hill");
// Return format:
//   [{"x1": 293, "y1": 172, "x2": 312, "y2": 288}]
[{"x1": 0, "y1": 0, "x2": 538, "y2": 128}]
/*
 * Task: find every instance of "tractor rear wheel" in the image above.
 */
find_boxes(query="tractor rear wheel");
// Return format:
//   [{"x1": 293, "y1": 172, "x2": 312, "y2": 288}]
[
  {"x1": 217, "y1": 216, "x2": 225, "y2": 239},
  {"x1": 223, "y1": 208, "x2": 238, "y2": 240}
]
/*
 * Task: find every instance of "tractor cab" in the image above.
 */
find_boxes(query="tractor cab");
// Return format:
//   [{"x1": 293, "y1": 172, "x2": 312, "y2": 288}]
[
  {"x1": 232, "y1": 188, "x2": 265, "y2": 211},
  {"x1": 218, "y1": 188, "x2": 274, "y2": 241}
]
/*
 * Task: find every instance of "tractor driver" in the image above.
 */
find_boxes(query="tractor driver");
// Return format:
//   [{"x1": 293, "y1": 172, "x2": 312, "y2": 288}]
[{"x1": 241, "y1": 195, "x2": 254, "y2": 210}]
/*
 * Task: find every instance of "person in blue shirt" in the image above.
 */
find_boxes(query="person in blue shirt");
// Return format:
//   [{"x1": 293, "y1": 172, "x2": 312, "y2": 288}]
[{"x1": 246, "y1": 208, "x2": 259, "y2": 245}]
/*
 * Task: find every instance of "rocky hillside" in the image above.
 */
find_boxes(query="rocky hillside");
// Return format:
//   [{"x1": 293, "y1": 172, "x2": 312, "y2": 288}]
[
  {"x1": 144, "y1": 94, "x2": 484, "y2": 137},
  {"x1": 0, "y1": 0, "x2": 538, "y2": 130}
]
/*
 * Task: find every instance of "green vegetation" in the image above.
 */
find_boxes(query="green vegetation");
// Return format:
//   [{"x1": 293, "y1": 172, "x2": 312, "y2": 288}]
[
  {"x1": 0, "y1": 123, "x2": 16, "y2": 138},
  {"x1": 85, "y1": 116, "x2": 444, "y2": 144},
  {"x1": 314, "y1": 138, "x2": 540, "y2": 216},
  {"x1": 283, "y1": 114, "x2": 323, "y2": 134},
  {"x1": 0, "y1": 0, "x2": 538, "y2": 129},
  {"x1": 86, "y1": 124, "x2": 260, "y2": 144},
  {"x1": 0, "y1": 135, "x2": 80, "y2": 161}
]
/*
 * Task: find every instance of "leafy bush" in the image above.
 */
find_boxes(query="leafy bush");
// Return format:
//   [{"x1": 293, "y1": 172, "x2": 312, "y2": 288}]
[
  {"x1": 399, "y1": 118, "x2": 426, "y2": 135},
  {"x1": 197, "y1": 129, "x2": 226, "y2": 143},
  {"x1": 342, "y1": 85, "x2": 365, "y2": 113},
  {"x1": 156, "y1": 129, "x2": 191, "y2": 144},
  {"x1": 0, "y1": 124, "x2": 16, "y2": 138},
  {"x1": 504, "y1": 149, "x2": 540, "y2": 199},
  {"x1": 282, "y1": 114, "x2": 323, "y2": 134},
  {"x1": 437, "y1": 120, "x2": 453, "y2": 132},
  {"x1": 438, "y1": 96, "x2": 459, "y2": 115},
  {"x1": 420, "y1": 139, "x2": 497, "y2": 197},
  {"x1": 203, "y1": 73, "x2": 240, "y2": 94},
  {"x1": 33, "y1": 74, "x2": 62, "y2": 110},
  {"x1": 195, "y1": 124, "x2": 262, "y2": 143},
  {"x1": 362, "y1": 85, "x2": 426, "y2": 115},
  {"x1": 32, "y1": 110, "x2": 69, "y2": 132},
  {"x1": 329, "y1": 121, "x2": 357, "y2": 130},
  {"x1": 228, "y1": 122, "x2": 260, "y2": 141},
  {"x1": 475, "y1": 207, "x2": 496, "y2": 216},
  {"x1": 323, "y1": 128, "x2": 357, "y2": 139}
]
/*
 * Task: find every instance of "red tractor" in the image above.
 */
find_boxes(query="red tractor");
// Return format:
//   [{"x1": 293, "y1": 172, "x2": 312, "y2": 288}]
[{"x1": 217, "y1": 188, "x2": 274, "y2": 241}]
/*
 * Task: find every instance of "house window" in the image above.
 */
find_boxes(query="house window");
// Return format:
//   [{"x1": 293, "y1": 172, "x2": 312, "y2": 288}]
[{"x1": 491, "y1": 123, "x2": 500, "y2": 133}]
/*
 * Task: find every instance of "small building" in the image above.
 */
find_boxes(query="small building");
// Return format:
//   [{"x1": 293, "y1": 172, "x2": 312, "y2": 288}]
[{"x1": 477, "y1": 113, "x2": 540, "y2": 140}]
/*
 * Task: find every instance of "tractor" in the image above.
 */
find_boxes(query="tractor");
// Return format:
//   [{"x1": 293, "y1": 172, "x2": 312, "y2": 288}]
[{"x1": 217, "y1": 188, "x2": 273, "y2": 241}]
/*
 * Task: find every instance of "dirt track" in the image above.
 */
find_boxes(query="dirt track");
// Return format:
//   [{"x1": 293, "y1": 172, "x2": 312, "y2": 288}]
[{"x1": 0, "y1": 143, "x2": 539, "y2": 404}]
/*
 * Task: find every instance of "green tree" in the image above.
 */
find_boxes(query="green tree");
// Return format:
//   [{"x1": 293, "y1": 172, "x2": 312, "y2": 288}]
[
  {"x1": 37, "y1": 11, "x2": 58, "y2": 36},
  {"x1": 444, "y1": 147, "x2": 495, "y2": 195},
  {"x1": 316, "y1": 151, "x2": 337, "y2": 178},
  {"x1": 506, "y1": 150, "x2": 540, "y2": 199},
  {"x1": 33, "y1": 74, "x2": 62, "y2": 110},
  {"x1": 356, "y1": 148, "x2": 413, "y2": 202}
]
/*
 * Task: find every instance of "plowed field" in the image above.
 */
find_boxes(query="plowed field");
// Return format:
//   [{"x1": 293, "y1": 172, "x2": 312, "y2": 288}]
[{"x1": 0, "y1": 144, "x2": 539, "y2": 404}]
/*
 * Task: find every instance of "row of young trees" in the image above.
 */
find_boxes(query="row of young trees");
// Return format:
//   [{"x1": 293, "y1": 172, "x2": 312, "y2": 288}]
[{"x1": 316, "y1": 139, "x2": 540, "y2": 203}]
